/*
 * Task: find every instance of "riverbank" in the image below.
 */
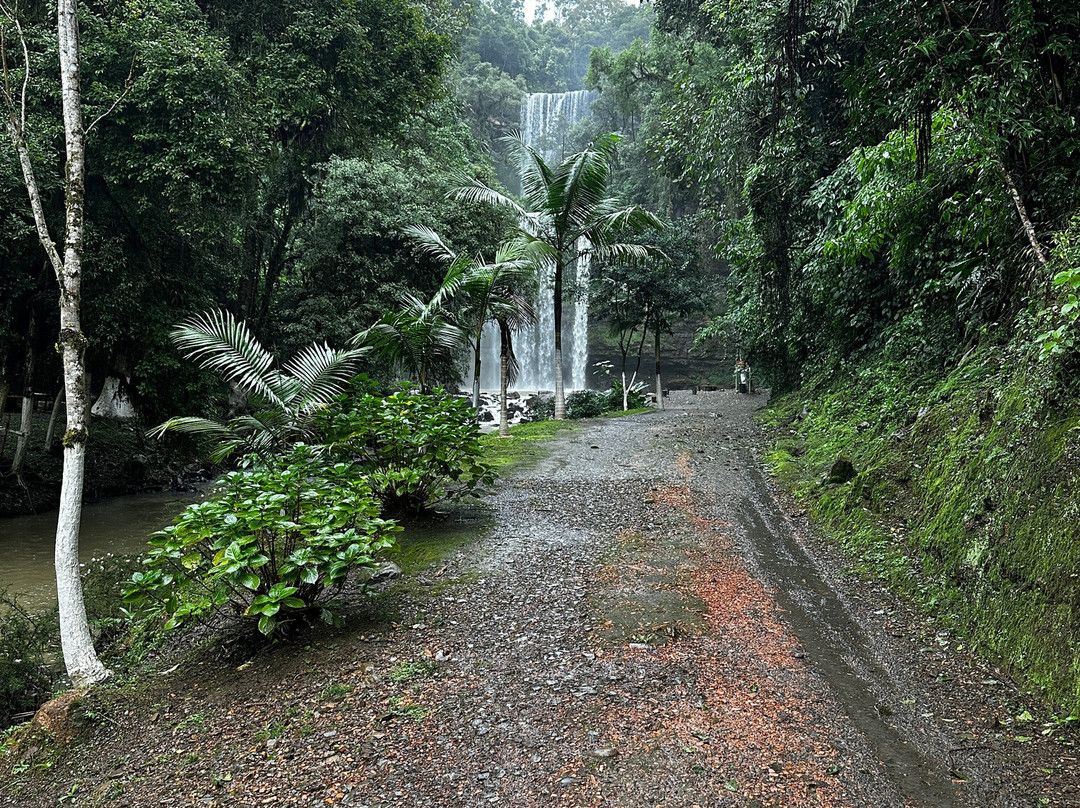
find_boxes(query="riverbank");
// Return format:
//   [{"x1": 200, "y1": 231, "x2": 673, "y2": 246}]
[
  {"x1": 0, "y1": 416, "x2": 213, "y2": 517},
  {"x1": 1, "y1": 391, "x2": 1075, "y2": 807}
]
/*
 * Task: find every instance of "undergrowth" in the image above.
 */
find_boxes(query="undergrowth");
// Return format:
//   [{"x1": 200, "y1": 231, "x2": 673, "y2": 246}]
[
  {"x1": 762, "y1": 345, "x2": 1080, "y2": 715},
  {"x1": 478, "y1": 420, "x2": 578, "y2": 470}
]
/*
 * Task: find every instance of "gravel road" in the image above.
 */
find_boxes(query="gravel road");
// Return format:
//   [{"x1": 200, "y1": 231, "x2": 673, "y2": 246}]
[{"x1": 4, "y1": 390, "x2": 1075, "y2": 808}]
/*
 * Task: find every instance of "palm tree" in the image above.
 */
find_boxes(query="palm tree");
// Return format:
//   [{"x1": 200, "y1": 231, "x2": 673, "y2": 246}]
[
  {"x1": 150, "y1": 309, "x2": 368, "y2": 462},
  {"x1": 405, "y1": 225, "x2": 537, "y2": 416},
  {"x1": 454, "y1": 133, "x2": 663, "y2": 419},
  {"x1": 364, "y1": 290, "x2": 465, "y2": 394}
]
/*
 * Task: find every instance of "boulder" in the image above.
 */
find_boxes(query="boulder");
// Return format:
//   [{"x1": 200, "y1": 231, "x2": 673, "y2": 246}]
[{"x1": 825, "y1": 456, "x2": 857, "y2": 485}]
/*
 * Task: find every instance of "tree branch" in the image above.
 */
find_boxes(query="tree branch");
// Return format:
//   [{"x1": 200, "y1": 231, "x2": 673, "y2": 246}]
[
  {"x1": 0, "y1": 5, "x2": 64, "y2": 278},
  {"x1": 85, "y1": 53, "x2": 136, "y2": 135}
]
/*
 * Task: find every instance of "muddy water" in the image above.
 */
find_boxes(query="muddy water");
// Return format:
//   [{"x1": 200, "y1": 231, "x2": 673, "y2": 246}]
[
  {"x1": 0, "y1": 492, "x2": 197, "y2": 610},
  {"x1": 737, "y1": 459, "x2": 963, "y2": 808}
]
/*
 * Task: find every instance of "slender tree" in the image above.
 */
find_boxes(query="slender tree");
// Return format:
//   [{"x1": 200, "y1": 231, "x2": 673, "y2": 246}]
[
  {"x1": 455, "y1": 133, "x2": 662, "y2": 419},
  {"x1": 1, "y1": 0, "x2": 108, "y2": 685},
  {"x1": 405, "y1": 225, "x2": 536, "y2": 413}
]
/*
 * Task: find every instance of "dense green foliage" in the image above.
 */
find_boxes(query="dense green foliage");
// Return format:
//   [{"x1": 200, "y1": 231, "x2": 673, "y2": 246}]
[
  {"x1": 763, "y1": 350, "x2": 1080, "y2": 714},
  {"x1": 613, "y1": 0, "x2": 1080, "y2": 386},
  {"x1": 123, "y1": 447, "x2": 399, "y2": 636},
  {"x1": 566, "y1": 385, "x2": 645, "y2": 417},
  {"x1": 320, "y1": 389, "x2": 496, "y2": 514},
  {"x1": 0, "y1": 594, "x2": 58, "y2": 727},
  {"x1": 0, "y1": 0, "x2": 459, "y2": 423}
]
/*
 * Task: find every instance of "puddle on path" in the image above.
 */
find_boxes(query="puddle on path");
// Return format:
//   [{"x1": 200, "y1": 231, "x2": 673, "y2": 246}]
[
  {"x1": 737, "y1": 461, "x2": 964, "y2": 808},
  {"x1": 593, "y1": 527, "x2": 708, "y2": 647}
]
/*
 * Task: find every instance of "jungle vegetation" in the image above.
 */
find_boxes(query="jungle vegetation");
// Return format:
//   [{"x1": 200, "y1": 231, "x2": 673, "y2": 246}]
[{"x1": 3, "y1": 0, "x2": 1080, "y2": 716}]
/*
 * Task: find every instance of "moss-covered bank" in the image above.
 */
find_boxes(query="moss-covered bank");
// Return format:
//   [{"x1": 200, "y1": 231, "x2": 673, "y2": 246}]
[{"x1": 762, "y1": 348, "x2": 1080, "y2": 716}]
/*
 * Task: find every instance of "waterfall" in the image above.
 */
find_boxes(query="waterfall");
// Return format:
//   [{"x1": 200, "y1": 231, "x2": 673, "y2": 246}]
[{"x1": 475, "y1": 90, "x2": 596, "y2": 393}]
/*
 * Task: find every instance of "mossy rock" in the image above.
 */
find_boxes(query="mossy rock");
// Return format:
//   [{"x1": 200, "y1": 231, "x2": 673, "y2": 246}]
[{"x1": 825, "y1": 456, "x2": 857, "y2": 485}]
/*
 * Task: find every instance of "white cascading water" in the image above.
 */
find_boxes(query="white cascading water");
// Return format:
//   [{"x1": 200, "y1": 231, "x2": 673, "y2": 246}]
[{"x1": 477, "y1": 90, "x2": 596, "y2": 392}]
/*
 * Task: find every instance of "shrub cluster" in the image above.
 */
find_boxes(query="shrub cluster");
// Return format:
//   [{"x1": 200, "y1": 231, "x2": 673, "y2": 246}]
[
  {"x1": 123, "y1": 390, "x2": 494, "y2": 637},
  {"x1": 530, "y1": 384, "x2": 649, "y2": 421},
  {"x1": 0, "y1": 594, "x2": 58, "y2": 728},
  {"x1": 123, "y1": 447, "x2": 399, "y2": 635},
  {"x1": 319, "y1": 388, "x2": 495, "y2": 515},
  {"x1": 0, "y1": 556, "x2": 144, "y2": 729}
]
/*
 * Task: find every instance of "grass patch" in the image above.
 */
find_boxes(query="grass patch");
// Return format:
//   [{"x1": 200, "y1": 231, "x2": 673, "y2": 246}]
[
  {"x1": 604, "y1": 407, "x2": 653, "y2": 417},
  {"x1": 478, "y1": 420, "x2": 578, "y2": 471},
  {"x1": 387, "y1": 659, "x2": 436, "y2": 682},
  {"x1": 394, "y1": 519, "x2": 486, "y2": 575}
]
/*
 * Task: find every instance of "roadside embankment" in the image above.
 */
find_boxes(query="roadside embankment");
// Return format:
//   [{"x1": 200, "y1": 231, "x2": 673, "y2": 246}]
[{"x1": 761, "y1": 349, "x2": 1080, "y2": 716}]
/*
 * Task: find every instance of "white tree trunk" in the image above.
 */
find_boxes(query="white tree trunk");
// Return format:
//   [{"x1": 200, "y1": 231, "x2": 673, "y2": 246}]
[
  {"x1": 54, "y1": 0, "x2": 108, "y2": 687},
  {"x1": 90, "y1": 375, "x2": 135, "y2": 419},
  {"x1": 654, "y1": 329, "x2": 663, "y2": 410},
  {"x1": 3, "y1": 4, "x2": 106, "y2": 684}
]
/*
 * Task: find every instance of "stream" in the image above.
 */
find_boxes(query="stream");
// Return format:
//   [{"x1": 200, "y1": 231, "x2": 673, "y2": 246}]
[{"x1": 0, "y1": 492, "x2": 197, "y2": 611}]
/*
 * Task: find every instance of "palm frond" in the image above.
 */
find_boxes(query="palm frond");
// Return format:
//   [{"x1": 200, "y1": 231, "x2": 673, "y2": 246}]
[
  {"x1": 588, "y1": 242, "x2": 660, "y2": 264},
  {"x1": 592, "y1": 205, "x2": 666, "y2": 237},
  {"x1": 552, "y1": 149, "x2": 610, "y2": 233},
  {"x1": 172, "y1": 310, "x2": 284, "y2": 407},
  {"x1": 428, "y1": 258, "x2": 471, "y2": 312},
  {"x1": 404, "y1": 224, "x2": 458, "y2": 265},
  {"x1": 590, "y1": 131, "x2": 622, "y2": 158},
  {"x1": 451, "y1": 178, "x2": 528, "y2": 218},
  {"x1": 515, "y1": 232, "x2": 558, "y2": 262},
  {"x1": 500, "y1": 134, "x2": 555, "y2": 209},
  {"x1": 147, "y1": 416, "x2": 233, "y2": 441},
  {"x1": 282, "y1": 342, "x2": 369, "y2": 412}
]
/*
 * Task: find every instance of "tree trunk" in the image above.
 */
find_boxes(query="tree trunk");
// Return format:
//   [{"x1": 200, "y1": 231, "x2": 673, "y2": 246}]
[
  {"x1": 997, "y1": 162, "x2": 1048, "y2": 293},
  {"x1": 472, "y1": 336, "x2": 482, "y2": 412},
  {"x1": 3, "y1": 0, "x2": 107, "y2": 684},
  {"x1": 12, "y1": 396, "x2": 32, "y2": 475},
  {"x1": 499, "y1": 326, "x2": 510, "y2": 438},
  {"x1": 44, "y1": 387, "x2": 64, "y2": 450},
  {"x1": 654, "y1": 327, "x2": 662, "y2": 410},
  {"x1": 12, "y1": 312, "x2": 36, "y2": 476},
  {"x1": 54, "y1": 0, "x2": 109, "y2": 687},
  {"x1": 621, "y1": 370, "x2": 629, "y2": 412},
  {"x1": 553, "y1": 260, "x2": 565, "y2": 420}
]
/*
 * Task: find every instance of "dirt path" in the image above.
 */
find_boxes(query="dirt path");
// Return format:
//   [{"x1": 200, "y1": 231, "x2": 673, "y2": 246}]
[{"x1": 4, "y1": 391, "x2": 1077, "y2": 807}]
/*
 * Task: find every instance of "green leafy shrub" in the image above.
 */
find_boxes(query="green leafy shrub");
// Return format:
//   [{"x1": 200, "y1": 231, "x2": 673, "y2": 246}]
[
  {"x1": 525, "y1": 395, "x2": 555, "y2": 421},
  {"x1": 123, "y1": 447, "x2": 399, "y2": 635},
  {"x1": 566, "y1": 390, "x2": 609, "y2": 419},
  {"x1": 319, "y1": 388, "x2": 496, "y2": 514},
  {"x1": 0, "y1": 594, "x2": 59, "y2": 728},
  {"x1": 563, "y1": 384, "x2": 647, "y2": 419},
  {"x1": 607, "y1": 380, "x2": 648, "y2": 411}
]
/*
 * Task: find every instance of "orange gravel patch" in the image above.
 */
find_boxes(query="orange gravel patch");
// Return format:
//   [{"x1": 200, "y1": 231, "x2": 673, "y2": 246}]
[{"x1": 568, "y1": 484, "x2": 877, "y2": 807}]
